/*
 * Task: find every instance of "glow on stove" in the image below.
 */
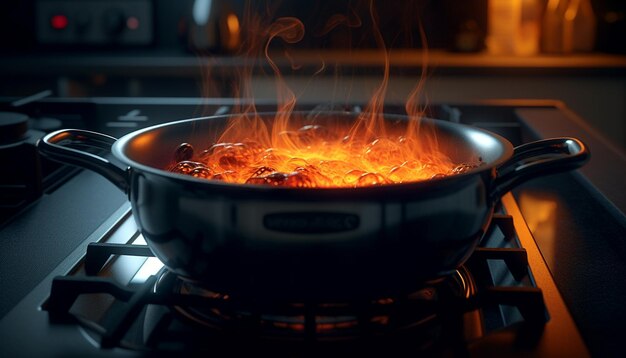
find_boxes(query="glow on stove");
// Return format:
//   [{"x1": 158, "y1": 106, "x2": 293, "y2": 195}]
[
  {"x1": 130, "y1": 234, "x2": 164, "y2": 284},
  {"x1": 131, "y1": 257, "x2": 164, "y2": 284}
]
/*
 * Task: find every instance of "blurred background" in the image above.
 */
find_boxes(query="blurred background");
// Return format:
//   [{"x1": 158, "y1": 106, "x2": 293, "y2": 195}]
[{"x1": 0, "y1": 0, "x2": 625, "y2": 148}]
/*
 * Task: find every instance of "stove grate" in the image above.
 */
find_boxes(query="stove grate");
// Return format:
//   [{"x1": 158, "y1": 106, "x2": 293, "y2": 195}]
[{"x1": 42, "y1": 214, "x2": 547, "y2": 351}]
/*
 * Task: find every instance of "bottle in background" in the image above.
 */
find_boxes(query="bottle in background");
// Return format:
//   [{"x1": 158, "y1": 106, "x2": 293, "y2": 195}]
[
  {"x1": 487, "y1": 0, "x2": 521, "y2": 54},
  {"x1": 542, "y1": 0, "x2": 569, "y2": 53},
  {"x1": 569, "y1": 0, "x2": 596, "y2": 52},
  {"x1": 516, "y1": 0, "x2": 541, "y2": 55},
  {"x1": 542, "y1": 0, "x2": 596, "y2": 53},
  {"x1": 487, "y1": 0, "x2": 541, "y2": 55}
]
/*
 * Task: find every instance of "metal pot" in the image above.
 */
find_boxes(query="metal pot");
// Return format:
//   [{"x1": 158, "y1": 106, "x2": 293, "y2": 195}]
[{"x1": 38, "y1": 112, "x2": 589, "y2": 301}]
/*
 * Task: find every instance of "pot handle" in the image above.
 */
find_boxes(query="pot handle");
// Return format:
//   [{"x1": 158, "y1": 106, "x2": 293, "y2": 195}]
[
  {"x1": 38, "y1": 129, "x2": 129, "y2": 193},
  {"x1": 491, "y1": 137, "x2": 589, "y2": 200}
]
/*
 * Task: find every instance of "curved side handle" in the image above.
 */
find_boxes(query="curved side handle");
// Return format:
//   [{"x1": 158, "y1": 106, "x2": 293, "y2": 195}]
[
  {"x1": 38, "y1": 129, "x2": 129, "y2": 193},
  {"x1": 491, "y1": 137, "x2": 590, "y2": 200}
]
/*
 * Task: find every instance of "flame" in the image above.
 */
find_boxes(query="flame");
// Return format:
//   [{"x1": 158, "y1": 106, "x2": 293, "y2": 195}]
[{"x1": 170, "y1": 1, "x2": 478, "y2": 188}]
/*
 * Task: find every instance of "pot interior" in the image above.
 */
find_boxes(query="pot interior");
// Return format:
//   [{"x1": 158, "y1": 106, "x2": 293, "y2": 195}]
[{"x1": 115, "y1": 112, "x2": 512, "y2": 181}]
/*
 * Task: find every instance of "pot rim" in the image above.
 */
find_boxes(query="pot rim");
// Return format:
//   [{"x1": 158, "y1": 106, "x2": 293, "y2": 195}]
[{"x1": 111, "y1": 111, "x2": 514, "y2": 194}]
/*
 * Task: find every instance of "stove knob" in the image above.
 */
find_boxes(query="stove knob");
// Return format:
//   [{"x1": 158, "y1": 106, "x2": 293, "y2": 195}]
[{"x1": 102, "y1": 8, "x2": 126, "y2": 36}]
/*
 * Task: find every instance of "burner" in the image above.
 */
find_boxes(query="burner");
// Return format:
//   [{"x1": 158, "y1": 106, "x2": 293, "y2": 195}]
[{"x1": 152, "y1": 267, "x2": 476, "y2": 343}]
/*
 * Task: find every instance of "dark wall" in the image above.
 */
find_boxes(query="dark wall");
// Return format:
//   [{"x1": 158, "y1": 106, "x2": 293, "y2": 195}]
[
  {"x1": 0, "y1": 0, "x2": 623, "y2": 55},
  {"x1": 243, "y1": 0, "x2": 487, "y2": 51},
  {"x1": 593, "y1": 0, "x2": 626, "y2": 53},
  {"x1": 0, "y1": 0, "x2": 488, "y2": 54}
]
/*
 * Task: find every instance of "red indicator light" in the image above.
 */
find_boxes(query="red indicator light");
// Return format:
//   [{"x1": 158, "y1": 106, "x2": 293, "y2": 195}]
[
  {"x1": 126, "y1": 16, "x2": 139, "y2": 30},
  {"x1": 50, "y1": 14, "x2": 69, "y2": 30}
]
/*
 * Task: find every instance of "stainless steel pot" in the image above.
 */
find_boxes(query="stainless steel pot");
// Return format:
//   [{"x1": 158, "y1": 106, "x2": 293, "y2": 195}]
[{"x1": 38, "y1": 112, "x2": 589, "y2": 301}]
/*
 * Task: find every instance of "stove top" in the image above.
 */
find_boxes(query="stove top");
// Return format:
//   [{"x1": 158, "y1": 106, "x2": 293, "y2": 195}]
[
  {"x1": 0, "y1": 96, "x2": 625, "y2": 356},
  {"x1": 2, "y1": 194, "x2": 587, "y2": 356}
]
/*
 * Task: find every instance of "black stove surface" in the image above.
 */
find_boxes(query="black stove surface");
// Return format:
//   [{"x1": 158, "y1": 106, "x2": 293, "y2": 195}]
[{"x1": 0, "y1": 96, "x2": 624, "y2": 356}]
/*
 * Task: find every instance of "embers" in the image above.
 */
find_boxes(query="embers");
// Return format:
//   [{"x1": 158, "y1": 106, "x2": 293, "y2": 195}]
[{"x1": 166, "y1": 119, "x2": 484, "y2": 188}]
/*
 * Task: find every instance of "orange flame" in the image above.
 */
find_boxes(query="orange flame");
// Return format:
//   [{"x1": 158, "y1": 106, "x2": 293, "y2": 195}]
[{"x1": 170, "y1": 1, "x2": 478, "y2": 188}]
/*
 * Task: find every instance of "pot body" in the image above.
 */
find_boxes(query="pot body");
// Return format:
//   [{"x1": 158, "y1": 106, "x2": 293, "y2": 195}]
[
  {"x1": 130, "y1": 167, "x2": 493, "y2": 299},
  {"x1": 39, "y1": 112, "x2": 589, "y2": 300}
]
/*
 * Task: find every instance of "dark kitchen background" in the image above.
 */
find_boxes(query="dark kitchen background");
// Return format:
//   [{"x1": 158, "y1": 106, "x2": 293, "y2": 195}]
[
  {"x1": 1, "y1": 1, "x2": 626, "y2": 357},
  {"x1": 0, "y1": 0, "x2": 625, "y2": 148}
]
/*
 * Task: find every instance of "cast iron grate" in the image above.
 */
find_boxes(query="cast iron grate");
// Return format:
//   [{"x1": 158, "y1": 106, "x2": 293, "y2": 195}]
[{"x1": 42, "y1": 214, "x2": 547, "y2": 353}]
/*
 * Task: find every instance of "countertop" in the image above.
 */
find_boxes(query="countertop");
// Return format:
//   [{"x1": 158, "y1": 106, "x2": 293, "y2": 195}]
[{"x1": 1, "y1": 49, "x2": 626, "y2": 77}]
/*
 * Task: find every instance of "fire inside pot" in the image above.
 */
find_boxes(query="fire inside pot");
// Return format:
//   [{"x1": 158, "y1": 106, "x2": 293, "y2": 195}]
[
  {"x1": 167, "y1": 116, "x2": 482, "y2": 188},
  {"x1": 166, "y1": 6, "x2": 483, "y2": 188}
]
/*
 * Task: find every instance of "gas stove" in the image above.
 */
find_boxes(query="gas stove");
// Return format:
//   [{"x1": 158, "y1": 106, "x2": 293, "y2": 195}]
[{"x1": 1, "y1": 96, "x2": 625, "y2": 356}]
